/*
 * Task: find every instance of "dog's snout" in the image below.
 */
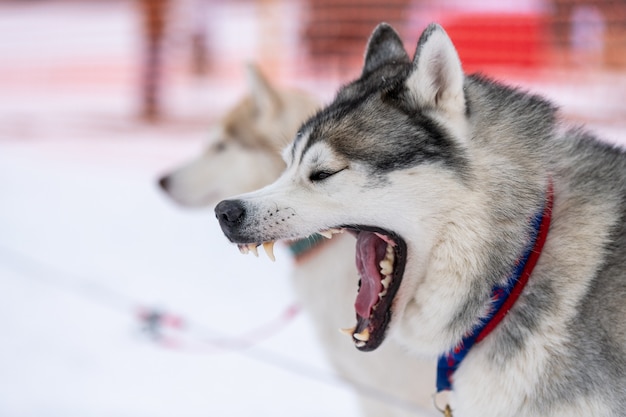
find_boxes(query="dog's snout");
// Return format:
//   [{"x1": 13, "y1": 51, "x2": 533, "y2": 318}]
[{"x1": 215, "y1": 199, "x2": 245, "y2": 226}]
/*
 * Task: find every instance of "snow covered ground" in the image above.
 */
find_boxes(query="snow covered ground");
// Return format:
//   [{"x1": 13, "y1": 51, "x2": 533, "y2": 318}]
[{"x1": 1, "y1": 1, "x2": 625, "y2": 417}]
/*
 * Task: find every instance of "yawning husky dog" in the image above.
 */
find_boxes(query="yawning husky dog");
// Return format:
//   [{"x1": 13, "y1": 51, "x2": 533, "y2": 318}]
[
  {"x1": 215, "y1": 25, "x2": 626, "y2": 416},
  {"x1": 160, "y1": 65, "x2": 436, "y2": 417}
]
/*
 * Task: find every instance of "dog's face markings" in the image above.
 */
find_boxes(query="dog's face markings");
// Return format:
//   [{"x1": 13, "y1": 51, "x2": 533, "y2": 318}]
[
  {"x1": 158, "y1": 65, "x2": 312, "y2": 208},
  {"x1": 216, "y1": 23, "x2": 469, "y2": 352}
]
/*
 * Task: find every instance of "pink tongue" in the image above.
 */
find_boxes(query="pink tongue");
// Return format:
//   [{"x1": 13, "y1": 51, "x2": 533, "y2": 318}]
[{"x1": 355, "y1": 232, "x2": 387, "y2": 318}]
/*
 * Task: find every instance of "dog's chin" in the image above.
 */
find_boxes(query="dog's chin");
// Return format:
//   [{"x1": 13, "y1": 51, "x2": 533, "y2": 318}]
[{"x1": 229, "y1": 224, "x2": 407, "y2": 352}]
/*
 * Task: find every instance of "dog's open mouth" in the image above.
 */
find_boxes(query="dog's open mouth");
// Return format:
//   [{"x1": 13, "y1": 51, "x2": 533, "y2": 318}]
[{"x1": 236, "y1": 226, "x2": 407, "y2": 352}]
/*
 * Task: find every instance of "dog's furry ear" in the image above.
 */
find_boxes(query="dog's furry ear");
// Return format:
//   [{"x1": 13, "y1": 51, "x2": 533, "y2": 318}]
[
  {"x1": 405, "y1": 24, "x2": 465, "y2": 115},
  {"x1": 362, "y1": 23, "x2": 409, "y2": 76},
  {"x1": 246, "y1": 63, "x2": 282, "y2": 115}
]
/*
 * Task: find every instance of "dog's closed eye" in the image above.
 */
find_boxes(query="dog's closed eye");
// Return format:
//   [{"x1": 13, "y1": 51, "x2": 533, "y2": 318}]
[
  {"x1": 309, "y1": 167, "x2": 347, "y2": 182},
  {"x1": 309, "y1": 170, "x2": 333, "y2": 181}
]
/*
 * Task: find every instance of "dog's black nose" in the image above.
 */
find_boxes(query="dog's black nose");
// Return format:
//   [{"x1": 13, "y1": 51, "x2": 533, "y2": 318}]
[
  {"x1": 215, "y1": 199, "x2": 245, "y2": 226},
  {"x1": 158, "y1": 175, "x2": 170, "y2": 191}
]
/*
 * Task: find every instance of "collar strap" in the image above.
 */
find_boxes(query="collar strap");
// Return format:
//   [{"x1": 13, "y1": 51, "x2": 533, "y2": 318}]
[
  {"x1": 287, "y1": 234, "x2": 328, "y2": 263},
  {"x1": 436, "y1": 179, "x2": 554, "y2": 393}
]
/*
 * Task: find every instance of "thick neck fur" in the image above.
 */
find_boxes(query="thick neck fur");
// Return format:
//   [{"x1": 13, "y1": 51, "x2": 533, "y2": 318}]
[
  {"x1": 395, "y1": 75, "x2": 626, "y2": 415},
  {"x1": 401, "y1": 76, "x2": 555, "y2": 353}
]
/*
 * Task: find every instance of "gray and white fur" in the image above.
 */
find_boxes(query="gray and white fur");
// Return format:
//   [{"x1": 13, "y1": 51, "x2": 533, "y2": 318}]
[{"x1": 216, "y1": 23, "x2": 626, "y2": 416}]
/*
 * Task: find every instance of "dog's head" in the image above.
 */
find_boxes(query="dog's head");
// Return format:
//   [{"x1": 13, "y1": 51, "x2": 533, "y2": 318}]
[
  {"x1": 159, "y1": 64, "x2": 318, "y2": 207},
  {"x1": 215, "y1": 24, "x2": 477, "y2": 353}
]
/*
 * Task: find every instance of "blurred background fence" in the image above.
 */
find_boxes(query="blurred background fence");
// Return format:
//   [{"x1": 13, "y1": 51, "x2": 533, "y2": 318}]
[
  {"x1": 2, "y1": 0, "x2": 625, "y2": 130},
  {"x1": 149, "y1": 0, "x2": 626, "y2": 123}
]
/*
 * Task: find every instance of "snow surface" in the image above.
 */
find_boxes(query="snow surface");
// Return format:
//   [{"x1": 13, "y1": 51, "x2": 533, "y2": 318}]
[{"x1": 0, "y1": 127, "x2": 368, "y2": 417}]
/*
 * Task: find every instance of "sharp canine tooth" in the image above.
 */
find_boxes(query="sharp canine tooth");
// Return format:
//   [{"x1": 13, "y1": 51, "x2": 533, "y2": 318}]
[
  {"x1": 353, "y1": 328, "x2": 370, "y2": 341},
  {"x1": 318, "y1": 230, "x2": 333, "y2": 239},
  {"x1": 355, "y1": 341, "x2": 366, "y2": 348},
  {"x1": 248, "y1": 244, "x2": 259, "y2": 257},
  {"x1": 238, "y1": 244, "x2": 249, "y2": 255},
  {"x1": 262, "y1": 241, "x2": 276, "y2": 262},
  {"x1": 339, "y1": 326, "x2": 356, "y2": 337}
]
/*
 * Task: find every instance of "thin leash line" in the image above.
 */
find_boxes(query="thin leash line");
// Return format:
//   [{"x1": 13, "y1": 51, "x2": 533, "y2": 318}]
[
  {"x1": 0, "y1": 241, "x2": 298, "y2": 346},
  {"x1": 140, "y1": 303, "x2": 302, "y2": 354},
  {"x1": 0, "y1": 243, "x2": 135, "y2": 312},
  {"x1": 0, "y1": 242, "x2": 434, "y2": 417}
]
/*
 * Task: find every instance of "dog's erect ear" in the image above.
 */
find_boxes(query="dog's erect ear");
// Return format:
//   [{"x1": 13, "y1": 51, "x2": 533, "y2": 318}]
[
  {"x1": 246, "y1": 63, "x2": 282, "y2": 115},
  {"x1": 405, "y1": 24, "x2": 465, "y2": 115},
  {"x1": 362, "y1": 23, "x2": 409, "y2": 76}
]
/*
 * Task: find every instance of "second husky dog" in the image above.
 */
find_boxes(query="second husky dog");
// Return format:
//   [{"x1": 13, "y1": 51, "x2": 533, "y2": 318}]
[
  {"x1": 216, "y1": 25, "x2": 626, "y2": 416},
  {"x1": 160, "y1": 65, "x2": 436, "y2": 417}
]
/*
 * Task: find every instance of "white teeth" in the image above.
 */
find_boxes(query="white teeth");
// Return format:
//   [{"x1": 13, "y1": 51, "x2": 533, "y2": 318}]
[
  {"x1": 318, "y1": 228, "x2": 344, "y2": 239},
  {"x1": 379, "y1": 275, "x2": 392, "y2": 297},
  {"x1": 379, "y1": 243, "x2": 395, "y2": 276},
  {"x1": 339, "y1": 326, "x2": 356, "y2": 337},
  {"x1": 379, "y1": 259, "x2": 393, "y2": 276},
  {"x1": 353, "y1": 328, "x2": 370, "y2": 342},
  {"x1": 381, "y1": 275, "x2": 391, "y2": 290},
  {"x1": 238, "y1": 242, "x2": 275, "y2": 261},
  {"x1": 378, "y1": 244, "x2": 394, "y2": 298},
  {"x1": 340, "y1": 326, "x2": 370, "y2": 346},
  {"x1": 386, "y1": 244, "x2": 395, "y2": 260},
  {"x1": 262, "y1": 241, "x2": 276, "y2": 262},
  {"x1": 248, "y1": 244, "x2": 259, "y2": 257},
  {"x1": 319, "y1": 230, "x2": 333, "y2": 239}
]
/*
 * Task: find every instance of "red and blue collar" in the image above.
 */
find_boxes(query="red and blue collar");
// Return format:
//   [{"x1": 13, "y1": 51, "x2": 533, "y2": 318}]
[{"x1": 436, "y1": 179, "x2": 554, "y2": 393}]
